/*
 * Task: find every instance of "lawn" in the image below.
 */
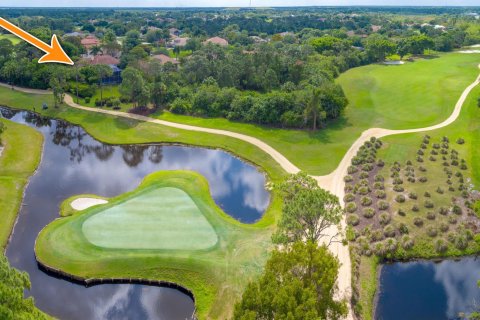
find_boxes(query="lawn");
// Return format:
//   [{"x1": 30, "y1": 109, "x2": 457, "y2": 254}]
[
  {"x1": 0, "y1": 34, "x2": 21, "y2": 45},
  {"x1": 0, "y1": 118, "x2": 43, "y2": 248},
  {"x1": 82, "y1": 187, "x2": 218, "y2": 250},
  {"x1": 151, "y1": 52, "x2": 480, "y2": 175},
  {"x1": 76, "y1": 85, "x2": 132, "y2": 112},
  {"x1": 35, "y1": 170, "x2": 273, "y2": 319}
]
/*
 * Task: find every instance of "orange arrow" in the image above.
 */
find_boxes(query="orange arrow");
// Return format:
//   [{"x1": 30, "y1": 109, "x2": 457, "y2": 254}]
[{"x1": 0, "y1": 17, "x2": 73, "y2": 65}]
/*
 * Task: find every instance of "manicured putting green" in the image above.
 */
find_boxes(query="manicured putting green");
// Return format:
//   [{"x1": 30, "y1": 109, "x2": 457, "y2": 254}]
[{"x1": 82, "y1": 187, "x2": 218, "y2": 250}]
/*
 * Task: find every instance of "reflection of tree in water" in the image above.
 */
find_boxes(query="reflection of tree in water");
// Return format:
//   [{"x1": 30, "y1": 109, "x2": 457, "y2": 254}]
[
  {"x1": 51, "y1": 121, "x2": 114, "y2": 162},
  {"x1": 121, "y1": 145, "x2": 148, "y2": 167},
  {"x1": 148, "y1": 146, "x2": 163, "y2": 164},
  {"x1": 24, "y1": 113, "x2": 52, "y2": 128},
  {"x1": 0, "y1": 107, "x2": 18, "y2": 119}
]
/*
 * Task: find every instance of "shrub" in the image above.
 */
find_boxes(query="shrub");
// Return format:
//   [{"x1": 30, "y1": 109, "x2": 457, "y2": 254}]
[
  {"x1": 419, "y1": 166, "x2": 427, "y2": 172},
  {"x1": 439, "y1": 223, "x2": 449, "y2": 233},
  {"x1": 393, "y1": 178, "x2": 403, "y2": 185},
  {"x1": 345, "y1": 185, "x2": 353, "y2": 193},
  {"x1": 393, "y1": 185, "x2": 404, "y2": 192},
  {"x1": 398, "y1": 223, "x2": 409, "y2": 234},
  {"x1": 373, "y1": 182, "x2": 384, "y2": 191},
  {"x1": 361, "y1": 197, "x2": 373, "y2": 207},
  {"x1": 395, "y1": 194, "x2": 406, "y2": 203},
  {"x1": 344, "y1": 193, "x2": 355, "y2": 203},
  {"x1": 347, "y1": 214, "x2": 360, "y2": 226},
  {"x1": 454, "y1": 234, "x2": 468, "y2": 250},
  {"x1": 374, "y1": 242, "x2": 386, "y2": 256},
  {"x1": 377, "y1": 159, "x2": 385, "y2": 167},
  {"x1": 426, "y1": 226, "x2": 438, "y2": 237},
  {"x1": 374, "y1": 190, "x2": 386, "y2": 199},
  {"x1": 417, "y1": 149, "x2": 424, "y2": 156},
  {"x1": 421, "y1": 143, "x2": 427, "y2": 149},
  {"x1": 448, "y1": 216, "x2": 457, "y2": 224},
  {"x1": 384, "y1": 238, "x2": 398, "y2": 253},
  {"x1": 424, "y1": 200, "x2": 434, "y2": 209},
  {"x1": 429, "y1": 156, "x2": 436, "y2": 161},
  {"x1": 346, "y1": 203, "x2": 358, "y2": 213},
  {"x1": 344, "y1": 175, "x2": 353, "y2": 183},
  {"x1": 431, "y1": 149, "x2": 438, "y2": 155},
  {"x1": 409, "y1": 192, "x2": 418, "y2": 200},
  {"x1": 434, "y1": 238, "x2": 448, "y2": 253},
  {"x1": 379, "y1": 212, "x2": 391, "y2": 225},
  {"x1": 413, "y1": 217, "x2": 424, "y2": 227},
  {"x1": 362, "y1": 208, "x2": 376, "y2": 218},
  {"x1": 433, "y1": 143, "x2": 440, "y2": 149},
  {"x1": 358, "y1": 186, "x2": 370, "y2": 195},
  {"x1": 460, "y1": 163, "x2": 467, "y2": 170},
  {"x1": 419, "y1": 177, "x2": 428, "y2": 183},
  {"x1": 377, "y1": 201, "x2": 389, "y2": 211},
  {"x1": 424, "y1": 191, "x2": 431, "y2": 197},
  {"x1": 451, "y1": 159, "x2": 459, "y2": 166},
  {"x1": 452, "y1": 205, "x2": 462, "y2": 215},
  {"x1": 347, "y1": 166, "x2": 358, "y2": 174},
  {"x1": 401, "y1": 235, "x2": 414, "y2": 250},
  {"x1": 85, "y1": 97, "x2": 91, "y2": 103},
  {"x1": 416, "y1": 156, "x2": 424, "y2": 163},
  {"x1": 397, "y1": 209, "x2": 406, "y2": 216},
  {"x1": 412, "y1": 205, "x2": 419, "y2": 212},
  {"x1": 426, "y1": 211, "x2": 436, "y2": 220},
  {"x1": 359, "y1": 172, "x2": 369, "y2": 179},
  {"x1": 436, "y1": 187, "x2": 444, "y2": 194},
  {"x1": 362, "y1": 164, "x2": 374, "y2": 172},
  {"x1": 374, "y1": 175, "x2": 384, "y2": 182},
  {"x1": 370, "y1": 229, "x2": 383, "y2": 242},
  {"x1": 456, "y1": 138, "x2": 465, "y2": 145},
  {"x1": 383, "y1": 225, "x2": 396, "y2": 238}
]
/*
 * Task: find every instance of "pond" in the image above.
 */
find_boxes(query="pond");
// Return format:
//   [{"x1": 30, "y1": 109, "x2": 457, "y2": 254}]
[
  {"x1": 0, "y1": 107, "x2": 270, "y2": 320},
  {"x1": 376, "y1": 257, "x2": 480, "y2": 320}
]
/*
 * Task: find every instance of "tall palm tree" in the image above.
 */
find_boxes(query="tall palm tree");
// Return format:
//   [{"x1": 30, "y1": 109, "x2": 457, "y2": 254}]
[{"x1": 304, "y1": 88, "x2": 325, "y2": 130}]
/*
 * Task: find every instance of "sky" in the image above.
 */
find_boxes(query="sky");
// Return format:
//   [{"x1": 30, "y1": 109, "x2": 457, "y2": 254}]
[{"x1": 1, "y1": 0, "x2": 479, "y2": 8}]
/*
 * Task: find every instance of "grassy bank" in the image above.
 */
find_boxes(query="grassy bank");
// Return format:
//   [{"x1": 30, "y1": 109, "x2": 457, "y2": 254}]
[
  {"x1": 0, "y1": 118, "x2": 43, "y2": 249},
  {"x1": 149, "y1": 53, "x2": 480, "y2": 175},
  {"x1": 351, "y1": 85, "x2": 480, "y2": 319},
  {"x1": 35, "y1": 170, "x2": 274, "y2": 319}
]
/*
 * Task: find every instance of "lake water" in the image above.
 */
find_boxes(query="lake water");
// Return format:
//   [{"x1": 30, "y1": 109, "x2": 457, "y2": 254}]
[
  {"x1": 376, "y1": 257, "x2": 480, "y2": 320},
  {"x1": 1, "y1": 106, "x2": 270, "y2": 320}
]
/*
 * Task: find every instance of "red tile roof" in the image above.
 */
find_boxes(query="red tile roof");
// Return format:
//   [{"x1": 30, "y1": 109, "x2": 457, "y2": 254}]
[
  {"x1": 152, "y1": 54, "x2": 179, "y2": 65},
  {"x1": 90, "y1": 55, "x2": 120, "y2": 65}
]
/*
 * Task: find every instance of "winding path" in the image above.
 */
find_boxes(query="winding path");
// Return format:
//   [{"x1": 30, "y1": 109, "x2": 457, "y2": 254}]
[{"x1": 2, "y1": 65, "x2": 479, "y2": 320}]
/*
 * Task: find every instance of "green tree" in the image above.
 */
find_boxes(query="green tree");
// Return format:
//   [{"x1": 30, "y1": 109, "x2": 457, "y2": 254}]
[
  {"x1": 150, "y1": 81, "x2": 167, "y2": 109},
  {"x1": 274, "y1": 172, "x2": 343, "y2": 245},
  {"x1": 0, "y1": 254, "x2": 48, "y2": 319},
  {"x1": 49, "y1": 67, "x2": 69, "y2": 108},
  {"x1": 364, "y1": 34, "x2": 396, "y2": 62},
  {"x1": 233, "y1": 241, "x2": 347, "y2": 320},
  {"x1": 94, "y1": 65, "x2": 113, "y2": 105},
  {"x1": 120, "y1": 67, "x2": 146, "y2": 107},
  {"x1": 304, "y1": 88, "x2": 326, "y2": 130}
]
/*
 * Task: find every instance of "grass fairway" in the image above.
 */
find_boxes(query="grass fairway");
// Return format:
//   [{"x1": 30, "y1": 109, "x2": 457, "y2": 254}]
[
  {"x1": 0, "y1": 34, "x2": 21, "y2": 45},
  {"x1": 35, "y1": 171, "x2": 273, "y2": 319},
  {"x1": 82, "y1": 187, "x2": 218, "y2": 250},
  {"x1": 152, "y1": 53, "x2": 480, "y2": 175},
  {"x1": 0, "y1": 119, "x2": 43, "y2": 248}
]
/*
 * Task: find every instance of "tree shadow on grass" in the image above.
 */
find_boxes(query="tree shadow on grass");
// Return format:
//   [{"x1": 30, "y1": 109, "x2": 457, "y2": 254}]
[{"x1": 305, "y1": 115, "x2": 353, "y2": 144}]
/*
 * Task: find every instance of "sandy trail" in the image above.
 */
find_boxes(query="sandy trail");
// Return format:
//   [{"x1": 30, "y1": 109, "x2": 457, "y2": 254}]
[{"x1": 2, "y1": 64, "x2": 479, "y2": 319}]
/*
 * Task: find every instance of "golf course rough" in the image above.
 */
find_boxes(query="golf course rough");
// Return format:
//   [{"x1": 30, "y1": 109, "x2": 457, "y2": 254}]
[
  {"x1": 82, "y1": 187, "x2": 218, "y2": 250},
  {"x1": 35, "y1": 170, "x2": 274, "y2": 319}
]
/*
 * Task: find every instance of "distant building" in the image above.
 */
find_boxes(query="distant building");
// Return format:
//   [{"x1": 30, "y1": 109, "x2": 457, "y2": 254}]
[
  {"x1": 169, "y1": 37, "x2": 189, "y2": 47},
  {"x1": 63, "y1": 31, "x2": 85, "y2": 38},
  {"x1": 81, "y1": 35, "x2": 100, "y2": 51},
  {"x1": 152, "y1": 54, "x2": 179, "y2": 65},
  {"x1": 169, "y1": 28, "x2": 180, "y2": 37},
  {"x1": 89, "y1": 54, "x2": 120, "y2": 66},
  {"x1": 203, "y1": 36, "x2": 229, "y2": 46}
]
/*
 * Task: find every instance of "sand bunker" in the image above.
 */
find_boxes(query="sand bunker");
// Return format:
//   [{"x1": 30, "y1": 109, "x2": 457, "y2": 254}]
[
  {"x1": 384, "y1": 61, "x2": 405, "y2": 65},
  {"x1": 71, "y1": 198, "x2": 108, "y2": 210},
  {"x1": 459, "y1": 50, "x2": 480, "y2": 54}
]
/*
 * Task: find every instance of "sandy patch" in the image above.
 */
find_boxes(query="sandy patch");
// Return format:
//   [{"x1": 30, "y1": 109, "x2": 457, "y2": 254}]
[
  {"x1": 71, "y1": 198, "x2": 108, "y2": 210},
  {"x1": 458, "y1": 50, "x2": 480, "y2": 54},
  {"x1": 384, "y1": 60, "x2": 405, "y2": 65}
]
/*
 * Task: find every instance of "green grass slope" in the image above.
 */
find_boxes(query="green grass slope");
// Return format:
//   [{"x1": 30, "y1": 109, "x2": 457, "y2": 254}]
[{"x1": 0, "y1": 119, "x2": 43, "y2": 248}]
